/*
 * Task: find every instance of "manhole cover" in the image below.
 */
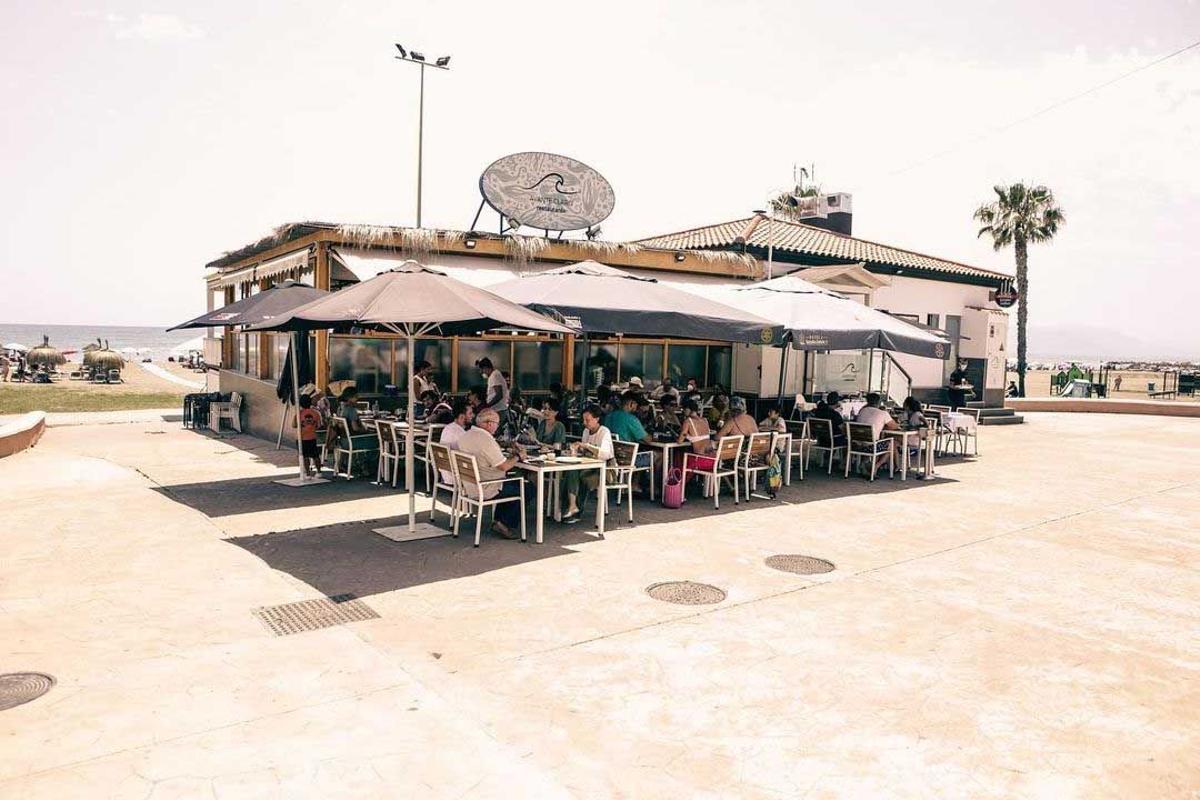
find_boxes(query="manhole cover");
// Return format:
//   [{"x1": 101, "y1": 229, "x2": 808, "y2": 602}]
[
  {"x1": 765, "y1": 554, "x2": 836, "y2": 575},
  {"x1": 253, "y1": 594, "x2": 380, "y2": 637},
  {"x1": 646, "y1": 581, "x2": 726, "y2": 605},
  {"x1": 0, "y1": 672, "x2": 55, "y2": 711}
]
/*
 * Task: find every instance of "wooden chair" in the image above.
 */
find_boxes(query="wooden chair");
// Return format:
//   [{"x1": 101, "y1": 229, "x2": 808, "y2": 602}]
[
  {"x1": 427, "y1": 442, "x2": 459, "y2": 526},
  {"x1": 738, "y1": 431, "x2": 775, "y2": 500},
  {"x1": 450, "y1": 451, "x2": 527, "y2": 547},
  {"x1": 805, "y1": 417, "x2": 846, "y2": 474},
  {"x1": 613, "y1": 434, "x2": 656, "y2": 501},
  {"x1": 608, "y1": 440, "x2": 640, "y2": 523},
  {"x1": 375, "y1": 420, "x2": 401, "y2": 486},
  {"x1": 329, "y1": 416, "x2": 378, "y2": 480},
  {"x1": 681, "y1": 435, "x2": 743, "y2": 509},
  {"x1": 844, "y1": 422, "x2": 894, "y2": 481}
]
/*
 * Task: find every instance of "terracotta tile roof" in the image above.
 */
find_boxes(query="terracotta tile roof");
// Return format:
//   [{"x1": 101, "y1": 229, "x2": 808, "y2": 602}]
[{"x1": 635, "y1": 215, "x2": 1011, "y2": 283}]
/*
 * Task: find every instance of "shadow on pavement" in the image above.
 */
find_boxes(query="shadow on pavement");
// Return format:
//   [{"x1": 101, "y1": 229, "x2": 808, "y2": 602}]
[{"x1": 228, "y1": 518, "x2": 598, "y2": 598}]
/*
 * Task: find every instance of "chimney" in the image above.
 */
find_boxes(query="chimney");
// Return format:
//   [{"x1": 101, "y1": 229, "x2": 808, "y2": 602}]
[{"x1": 791, "y1": 192, "x2": 853, "y2": 236}]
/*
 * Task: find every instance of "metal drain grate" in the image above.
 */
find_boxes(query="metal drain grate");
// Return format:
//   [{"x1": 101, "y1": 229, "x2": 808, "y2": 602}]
[
  {"x1": 765, "y1": 554, "x2": 836, "y2": 575},
  {"x1": 646, "y1": 581, "x2": 726, "y2": 605},
  {"x1": 0, "y1": 672, "x2": 55, "y2": 711},
  {"x1": 253, "y1": 594, "x2": 379, "y2": 636}
]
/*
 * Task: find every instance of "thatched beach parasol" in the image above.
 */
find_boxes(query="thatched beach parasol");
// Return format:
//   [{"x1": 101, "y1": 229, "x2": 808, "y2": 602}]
[
  {"x1": 83, "y1": 339, "x2": 125, "y2": 372},
  {"x1": 26, "y1": 335, "x2": 67, "y2": 367}
]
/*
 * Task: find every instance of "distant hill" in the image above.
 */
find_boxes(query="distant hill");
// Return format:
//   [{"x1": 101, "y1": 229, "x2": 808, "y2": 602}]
[{"x1": 1015, "y1": 324, "x2": 1195, "y2": 362}]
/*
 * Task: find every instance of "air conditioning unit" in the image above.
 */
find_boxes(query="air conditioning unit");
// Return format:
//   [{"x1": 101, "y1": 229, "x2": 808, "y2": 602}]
[{"x1": 794, "y1": 192, "x2": 854, "y2": 219}]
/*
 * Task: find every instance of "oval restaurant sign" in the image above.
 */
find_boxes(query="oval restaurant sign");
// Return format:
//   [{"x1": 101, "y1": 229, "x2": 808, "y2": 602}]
[{"x1": 479, "y1": 152, "x2": 615, "y2": 232}]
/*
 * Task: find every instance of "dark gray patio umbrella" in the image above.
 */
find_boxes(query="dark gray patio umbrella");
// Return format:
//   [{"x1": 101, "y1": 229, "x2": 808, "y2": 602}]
[
  {"x1": 250, "y1": 261, "x2": 575, "y2": 534},
  {"x1": 489, "y1": 261, "x2": 783, "y2": 344},
  {"x1": 166, "y1": 281, "x2": 329, "y2": 331}
]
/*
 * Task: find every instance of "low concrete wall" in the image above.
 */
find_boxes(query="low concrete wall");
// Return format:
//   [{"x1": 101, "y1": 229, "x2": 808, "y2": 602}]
[
  {"x1": 0, "y1": 411, "x2": 46, "y2": 458},
  {"x1": 1007, "y1": 398, "x2": 1200, "y2": 418},
  {"x1": 220, "y1": 370, "x2": 294, "y2": 443}
]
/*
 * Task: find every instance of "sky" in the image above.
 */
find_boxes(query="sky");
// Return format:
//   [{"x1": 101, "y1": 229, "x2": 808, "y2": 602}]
[{"x1": 2, "y1": 1, "x2": 1198, "y2": 357}]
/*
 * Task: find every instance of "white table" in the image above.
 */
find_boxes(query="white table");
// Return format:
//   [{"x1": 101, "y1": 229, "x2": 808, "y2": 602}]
[
  {"x1": 512, "y1": 456, "x2": 607, "y2": 544},
  {"x1": 943, "y1": 412, "x2": 977, "y2": 433},
  {"x1": 641, "y1": 440, "x2": 692, "y2": 496},
  {"x1": 884, "y1": 429, "x2": 935, "y2": 480}
]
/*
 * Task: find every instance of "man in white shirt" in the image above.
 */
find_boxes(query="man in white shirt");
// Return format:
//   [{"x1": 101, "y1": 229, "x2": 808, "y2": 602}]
[
  {"x1": 650, "y1": 376, "x2": 680, "y2": 401},
  {"x1": 436, "y1": 399, "x2": 473, "y2": 485},
  {"x1": 477, "y1": 357, "x2": 509, "y2": 413},
  {"x1": 854, "y1": 393, "x2": 899, "y2": 440},
  {"x1": 455, "y1": 408, "x2": 522, "y2": 539},
  {"x1": 563, "y1": 404, "x2": 614, "y2": 524}
]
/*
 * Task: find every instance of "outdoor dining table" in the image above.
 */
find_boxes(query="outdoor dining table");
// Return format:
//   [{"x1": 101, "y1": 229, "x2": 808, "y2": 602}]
[
  {"x1": 641, "y1": 439, "x2": 692, "y2": 495},
  {"x1": 883, "y1": 428, "x2": 936, "y2": 480},
  {"x1": 511, "y1": 454, "x2": 607, "y2": 544}
]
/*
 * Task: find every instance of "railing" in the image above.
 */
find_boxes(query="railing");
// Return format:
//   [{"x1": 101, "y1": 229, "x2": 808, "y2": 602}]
[{"x1": 868, "y1": 350, "x2": 912, "y2": 408}]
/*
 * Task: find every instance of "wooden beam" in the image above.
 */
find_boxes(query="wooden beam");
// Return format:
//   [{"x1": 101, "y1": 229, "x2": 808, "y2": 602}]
[{"x1": 313, "y1": 243, "x2": 330, "y2": 389}]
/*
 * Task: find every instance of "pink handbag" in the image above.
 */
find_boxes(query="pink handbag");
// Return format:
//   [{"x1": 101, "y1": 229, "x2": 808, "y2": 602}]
[{"x1": 662, "y1": 467, "x2": 684, "y2": 509}]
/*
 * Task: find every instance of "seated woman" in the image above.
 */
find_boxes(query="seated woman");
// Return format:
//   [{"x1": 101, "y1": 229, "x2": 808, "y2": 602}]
[
  {"x1": 902, "y1": 396, "x2": 927, "y2": 430},
  {"x1": 337, "y1": 387, "x2": 368, "y2": 436},
  {"x1": 532, "y1": 398, "x2": 566, "y2": 451},
  {"x1": 678, "y1": 398, "x2": 715, "y2": 470},
  {"x1": 656, "y1": 395, "x2": 682, "y2": 433},
  {"x1": 717, "y1": 396, "x2": 758, "y2": 438},
  {"x1": 704, "y1": 393, "x2": 730, "y2": 429}
]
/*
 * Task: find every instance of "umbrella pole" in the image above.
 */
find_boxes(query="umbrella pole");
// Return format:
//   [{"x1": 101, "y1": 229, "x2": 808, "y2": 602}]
[
  {"x1": 291, "y1": 332, "x2": 307, "y2": 481},
  {"x1": 776, "y1": 344, "x2": 789, "y2": 407},
  {"x1": 406, "y1": 332, "x2": 416, "y2": 533}
]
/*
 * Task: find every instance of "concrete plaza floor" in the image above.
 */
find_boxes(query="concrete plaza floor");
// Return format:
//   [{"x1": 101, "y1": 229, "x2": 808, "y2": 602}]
[{"x1": 1, "y1": 413, "x2": 1198, "y2": 798}]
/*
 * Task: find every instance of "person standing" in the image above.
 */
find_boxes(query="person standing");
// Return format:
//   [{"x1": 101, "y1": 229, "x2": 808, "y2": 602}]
[
  {"x1": 476, "y1": 357, "x2": 509, "y2": 414},
  {"x1": 296, "y1": 394, "x2": 322, "y2": 476},
  {"x1": 412, "y1": 360, "x2": 438, "y2": 397},
  {"x1": 456, "y1": 408, "x2": 522, "y2": 539},
  {"x1": 948, "y1": 359, "x2": 972, "y2": 409}
]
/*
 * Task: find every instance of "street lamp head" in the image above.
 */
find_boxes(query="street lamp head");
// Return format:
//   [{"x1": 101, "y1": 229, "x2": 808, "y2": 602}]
[
  {"x1": 410, "y1": 51, "x2": 425, "y2": 62},
  {"x1": 394, "y1": 43, "x2": 407, "y2": 58},
  {"x1": 435, "y1": 56, "x2": 450, "y2": 67}
]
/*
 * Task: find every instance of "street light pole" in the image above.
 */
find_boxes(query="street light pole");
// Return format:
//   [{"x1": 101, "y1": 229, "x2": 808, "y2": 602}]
[{"x1": 394, "y1": 45, "x2": 450, "y2": 229}]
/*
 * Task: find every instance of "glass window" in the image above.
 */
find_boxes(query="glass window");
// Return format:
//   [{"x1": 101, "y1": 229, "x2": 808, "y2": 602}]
[
  {"x1": 618, "y1": 343, "x2": 664, "y2": 387},
  {"x1": 573, "y1": 342, "x2": 618, "y2": 390},
  {"x1": 811, "y1": 351, "x2": 870, "y2": 395},
  {"x1": 513, "y1": 341, "x2": 563, "y2": 393},
  {"x1": 943, "y1": 315, "x2": 962, "y2": 383},
  {"x1": 926, "y1": 314, "x2": 940, "y2": 329},
  {"x1": 667, "y1": 344, "x2": 706, "y2": 387},
  {"x1": 394, "y1": 338, "x2": 451, "y2": 394},
  {"x1": 245, "y1": 334, "x2": 259, "y2": 377},
  {"x1": 271, "y1": 335, "x2": 290, "y2": 381},
  {"x1": 329, "y1": 337, "x2": 391, "y2": 395},
  {"x1": 227, "y1": 335, "x2": 242, "y2": 372},
  {"x1": 706, "y1": 345, "x2": 732, "y2": 390},
  {"x1": 456, "y1": 339, "x2": 512, "y2": 395}
]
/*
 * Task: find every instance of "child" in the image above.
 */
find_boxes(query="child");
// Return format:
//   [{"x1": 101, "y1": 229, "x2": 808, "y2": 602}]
[
  {"x1": 297, "y1": 394, "x2": 322, "y2": 476},
  {"x1": 759, "y1": 403, "x2": 787, "y2": 434}
]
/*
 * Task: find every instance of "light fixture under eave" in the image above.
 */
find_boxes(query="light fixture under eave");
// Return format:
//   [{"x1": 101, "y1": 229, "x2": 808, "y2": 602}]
[
  {"x1": 674, "y1": 251, "x2": 686, "y2": 263},
  {"x1": 464, "y1": 237, "x2": 477, "y2": 249}
]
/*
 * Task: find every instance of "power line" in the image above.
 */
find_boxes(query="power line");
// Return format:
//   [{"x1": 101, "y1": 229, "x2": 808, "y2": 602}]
[{"x1": 878, "y1": 36, "x2": 1200, "y2": 180}]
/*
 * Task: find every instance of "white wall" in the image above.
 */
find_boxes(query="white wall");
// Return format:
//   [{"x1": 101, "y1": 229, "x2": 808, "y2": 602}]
[{"x1": 870, "y1": 275, "x2": 1003, "y2": 389}]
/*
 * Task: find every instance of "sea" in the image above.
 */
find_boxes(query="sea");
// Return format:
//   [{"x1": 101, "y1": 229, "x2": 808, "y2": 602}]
[{"x1": 0, "y1": 324, "x2": 202, "y2": 362}]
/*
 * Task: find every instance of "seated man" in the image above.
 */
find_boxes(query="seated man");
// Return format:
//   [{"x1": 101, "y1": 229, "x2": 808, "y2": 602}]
[
  {"x1": 650, "y1": 376, "x2": 680, "y2": 402},
  {"x1": 855, "y1": 392, "x2": 899, "y2": 440},
  {"x1": 656, "y1": 395, "x2": 682, "y2": 433},
  {"x1": 603, "y1": 391, "x2": 655, "y2": 471},
  {"x1": 810, "y1": 390, "x2": 847, "y2": 445},
  {"x1": 436, "y1": 399, "x2": 473, "y2": 484},
  {"x1": 455, "y1": 408, "x2": 522, "y2": 539}
]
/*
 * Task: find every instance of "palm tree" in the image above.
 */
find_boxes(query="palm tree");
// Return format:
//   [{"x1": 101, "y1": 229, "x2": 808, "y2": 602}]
[{"x1": 974, "y1": 183, "x2": 1065, "y2": 397}]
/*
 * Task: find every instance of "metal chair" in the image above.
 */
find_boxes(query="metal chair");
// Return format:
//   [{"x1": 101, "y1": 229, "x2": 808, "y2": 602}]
[
  {"x1": 608, "y1": 440, "x2": 641, "y2": 523},
  {"x1": 375, "y1": 420, "x2": 401, "y2": 486},
  {"x1": 681, "y1": 435, "x2": 743, "y2": 509},
  {"x1": 844, "y1": 422, "x2": 894, "y2": 481},
  {"x1": 209, "y1": 391, "x2": 243, "y2": 433},
  {"x1": 329, "y1": 416, "x2": 378, "y2": 480},
  {"x1": 450, "y1": 451, "x2": 527, "y2": 547},
  {"x1": 805, "y1": 417, "x2": 846, "y2": 474}
]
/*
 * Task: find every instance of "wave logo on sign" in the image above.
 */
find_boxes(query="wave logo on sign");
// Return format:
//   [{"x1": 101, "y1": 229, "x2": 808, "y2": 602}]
[{"x1": 480, "y1": 152, "x2": 615, "y2": 232}]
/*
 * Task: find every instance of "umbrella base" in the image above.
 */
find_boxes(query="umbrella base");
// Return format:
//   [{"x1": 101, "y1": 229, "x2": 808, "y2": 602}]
[
  {"x1": 372, "y1": 522, "x2": 453, "y2": 543},
  {"x1": 274, "y1": 475, "x2": 331, "y2": 487}
]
